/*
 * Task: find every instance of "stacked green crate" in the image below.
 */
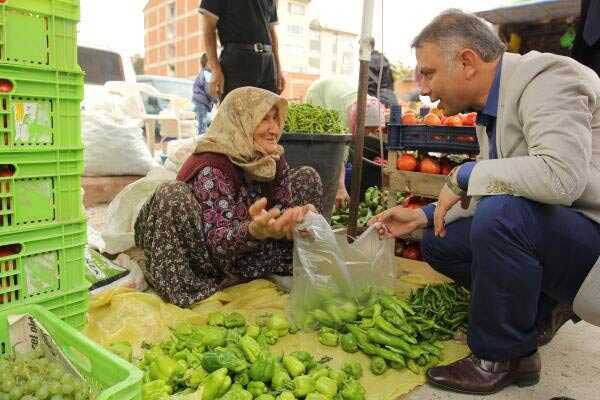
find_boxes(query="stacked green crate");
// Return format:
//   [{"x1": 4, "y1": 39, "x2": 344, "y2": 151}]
[{"x1": 0, "y1": 0, "x2": 88, "y2": 329}]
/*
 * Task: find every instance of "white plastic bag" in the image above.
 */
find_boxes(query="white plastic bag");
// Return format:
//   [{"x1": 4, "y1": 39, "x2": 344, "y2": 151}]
[
  {"x1": 288, "y1": 212, "x2": 395, "y2": 328},
  {"x1": 82, "y1": 94, "x2": 159, "y2": 176}
]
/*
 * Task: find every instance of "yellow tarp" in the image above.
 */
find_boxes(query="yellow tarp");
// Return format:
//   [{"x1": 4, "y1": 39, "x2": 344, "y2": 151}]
[{"x1": 85, "y1": 270, "x2": 469, "y2": 399}]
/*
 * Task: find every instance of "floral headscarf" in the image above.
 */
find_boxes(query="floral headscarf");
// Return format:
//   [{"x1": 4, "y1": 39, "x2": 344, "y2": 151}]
[{"x1": 194, "y1": 87, "x2": 288, "y2": 181}]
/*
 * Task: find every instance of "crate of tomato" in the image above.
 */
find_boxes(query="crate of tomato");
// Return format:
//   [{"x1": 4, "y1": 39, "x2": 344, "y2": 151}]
[
  {"x1": 388, "y1": 110, "x2": 479, "y2": 154},
  {"x1": 385, "y1": 152, "x2": 472, "y2": 199}
]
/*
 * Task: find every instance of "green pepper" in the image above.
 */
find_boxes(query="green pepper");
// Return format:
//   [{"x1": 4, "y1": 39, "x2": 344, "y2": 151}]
[
  {"x1": 366, "y1": 328, "x2": 422, "y2": 359},
  {"x1": 308, "y1": 366, "x2": 330, "y2": 380},
  {"x1": 315, "y1": 376, "x2": 338, "y2": 397},
  {"x1": 208, "y1": 311, "x2": 226, "y2": 326},
  {"x1": 406, "y1": 359, "x2": 421, "y2": 375},
  {"x1": 336, "y1": 300, "x2": 359, "y2": 322},
  {"x1": 218, "y1": 375, "x2": 233, "y2": 397},
  {"x1": 373, "y1": 315, "x2": 417, "y2": 344},
  {"x1": 201, "y1": 347, "x2": 248, "y2": 373},
  {"x1": 142, "y1": 380, "x2": 172, "y2": 400},
  {"x1": 345, "y1": 325, "x2": 378, "y2": 356},
  {"x1": 318, "y1": 327, "x2": 339, "y2": 347},
  {"x1": 234, "y1": 371, "x2": 250, "y2": 386},
  {"x1": 220, "y1": 387, "x2": 253, "y2": 400},
  {"x1": 340, "y1": 379, "x2": 365, "y2": 400},
  {"x1": 149, "y1": 354, "x2": 180, "y2": 382},
  {"x1": 184, "y1": 367, "x2": 209, "y2": 388},
  {"x1": 357, "y1": 306, "x2": 374, "y2": 318},
  {"x1": 256, "y1": 395, "x2": 276, "y2": 400},
  {"x1": 224, "y1": 312, "x2": 247, "y2": 328},
  {"x1": 378, "y1": 296, "x2": 406, "y2": 320},
  {"x1": 240, "y1": 335, "x2": 262, "y2": 363},
  {"x1": 247, "y1": 381, "x2": 268, "y2": 398},
  {"x1": 328, "y1": 369, "x2": 346, "y2": 386},
  {"x1": 197, "y1": 325, "x2": 228, "y2": 348},
  {"x1": 283, "y1": 354, "x2": 306, "y2": 377},
  {"x1": 246, "y1": 325, "x2": 261, "y2": 339},
  {"x1": 306, "y1": 393, "x2": 329, "y2": 400},
  {"x1": 389, "y1": 359, "x2": 405, "y2": 370},
  {"x1": 202, "y1": 368, "x2": 229, "y2": 400},
  {"x1": 250, "y1": 351, "x2": 276, "y2": 383},
  {"x1": 357, "y1": 318, "x2": 374, "y2": 330},
  {"x1": 267, "y1": 313, "x2": 290, "y2": 333},
  {"x1": 311, "y1": 309, "x2": 336, "y2": 329},
  {"x1": 265, "y1": 329, "x2": 280, "y2": 345},
  {"x1": 293, "y1": 376, "x2": 316, "y2": 398},
  {"x1": 340, "y1": 333, "x2": 358, "y2": 353},
  {"x1": 272, "y1": 366, "x2": 293, "y2": 390},
  {"x1": 341, "y1": 361, "x2": 362, "y2": 380},
  {"x1": 277, "y1": 391, "x2": 296, "y2": 400},
  {"x1": 369, "y1": 357, "x2": 388, "y2": 376}
]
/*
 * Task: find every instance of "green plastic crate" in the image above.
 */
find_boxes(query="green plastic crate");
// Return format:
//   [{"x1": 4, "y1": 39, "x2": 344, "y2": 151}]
[
  {"x1": 37, "y1": 284, "x2": 89, "y2": 329},
  {"x1": 0, "y1": 220, "x2": 87, "y2": 311},
  {"x1": 0, "y1": 149, "x2": 84, "y2": 232},
  {"x1": 0, "y1": 65, "x2": 83, "y2": 151},
  {"x1": 0, "y1": 0, "x2": 80, "y2": 71},
  {"x1": 0, "y1": 304, "x2": 142, "y2": 400}
]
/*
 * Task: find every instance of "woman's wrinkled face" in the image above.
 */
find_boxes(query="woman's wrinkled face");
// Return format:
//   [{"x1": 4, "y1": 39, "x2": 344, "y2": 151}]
[{"x1": 254, "y1": 106, "x2": 281, "y2": 155}]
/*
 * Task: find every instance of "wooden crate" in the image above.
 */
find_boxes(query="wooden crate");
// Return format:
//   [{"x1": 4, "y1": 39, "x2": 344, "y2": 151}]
[{"x1": 384, "y1": 152, "x2": 446, "y2": 201}]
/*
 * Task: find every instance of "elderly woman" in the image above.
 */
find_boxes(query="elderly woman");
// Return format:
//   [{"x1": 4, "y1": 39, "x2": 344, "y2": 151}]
[{"x1": 134, "y1": 87, "x2": 322, "y2": 307}]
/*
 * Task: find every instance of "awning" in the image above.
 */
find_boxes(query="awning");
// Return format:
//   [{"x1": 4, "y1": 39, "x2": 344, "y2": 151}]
[{"x1": 475, "y1": 0, "x2": 580, "y2": 24}]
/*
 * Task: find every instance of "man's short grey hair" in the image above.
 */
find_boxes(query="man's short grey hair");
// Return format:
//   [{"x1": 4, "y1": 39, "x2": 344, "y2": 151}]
[{"x1": 412, "y1": 9, "x2": 505, "y2": 63}]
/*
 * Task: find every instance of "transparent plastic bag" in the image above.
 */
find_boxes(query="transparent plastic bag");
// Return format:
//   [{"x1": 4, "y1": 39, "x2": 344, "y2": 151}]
[{"x1": 288, "y1": 212, "x2": 395, "y2": 329}]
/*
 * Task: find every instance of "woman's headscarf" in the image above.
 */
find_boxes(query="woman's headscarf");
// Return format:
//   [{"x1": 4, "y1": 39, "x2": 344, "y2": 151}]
[{"x1": 194, "y1": 87, "x2": 288, "y2": 181}]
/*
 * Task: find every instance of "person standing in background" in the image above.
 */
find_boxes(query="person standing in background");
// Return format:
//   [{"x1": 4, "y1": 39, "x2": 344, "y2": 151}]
[
  {"x1": 571, "y1": 0, "x2": 600, "y2": 76},
  {"x1": 192, "y1": 53, "x2": 217, "y2": 135},
  {"x1": 199, "y1": 0, "x2": 285, "y2": 100},
  {"x1": 368, "y1": 38, "x2": 398, "y2": 109}
]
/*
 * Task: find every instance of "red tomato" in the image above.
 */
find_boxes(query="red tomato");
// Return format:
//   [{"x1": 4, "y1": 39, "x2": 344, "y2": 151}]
[
  {"x1": 401, "y1": 113, "x2": 418, "y2": 125},
  {"x1": 419, "y1": 157, "x2": 441, "y2": 174},
  {"x1": 460, "y1": 112, "x2": 477, "y2": 126},
  {"x1": 396, "y1": 154, "x2": 418, "y2": 171},
  {"x1": 445, "y1": 115, "x2": 463, "y2": 126},
  {"x1": 402, "y1": 243, "x2": 422, "y2": 260},
  {"x1": 455, "y1": 135, "x2": 476, "y2": 143},
  {"x1": 0, "y1": 80, "x2": 13, "y2": 93}
]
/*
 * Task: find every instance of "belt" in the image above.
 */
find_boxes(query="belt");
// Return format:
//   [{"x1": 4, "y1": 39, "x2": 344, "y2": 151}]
[{"x1": 224, "y1": 43, "x2": 272, "y2": 53}]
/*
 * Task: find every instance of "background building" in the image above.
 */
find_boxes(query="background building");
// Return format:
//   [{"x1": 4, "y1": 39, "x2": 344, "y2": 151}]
[{"x1": 143, "y1": 0, "x2": 359, "y2": 100}]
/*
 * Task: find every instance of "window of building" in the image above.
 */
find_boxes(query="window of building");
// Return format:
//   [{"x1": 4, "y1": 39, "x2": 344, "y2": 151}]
[
  {"x1": 288, "y1": 24, "x2": 303, "y2": 36},
  {"x1": 168, "y1": 2, "x2": 176, "y2": 19},
  {"x1": 167, "y1": 24, "x2": 175, "y2": 40},
  {"x1": 309, "y1": 57, "x2": 320, "y2": 69},
  {"x1": 332, "y1": 42, "x2": 338, "y2": 54},
  {"x1": 310, "y1": 40, "x2": 320, "y2": 52},
  {"x1": 168, "y1": 63, "x2": 176, "y2": 76},
  {"x1": 288, "y1": 3, "x2": 305, "y2": 15},
  {"x1": 168, "y1": 44, "x2": 176, "y2": 58}
]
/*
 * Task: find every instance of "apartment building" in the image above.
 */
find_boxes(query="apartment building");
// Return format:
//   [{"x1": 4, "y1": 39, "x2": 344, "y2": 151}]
[{"x1": 143, "y1": 0, "x2": 359, "y2": 99}]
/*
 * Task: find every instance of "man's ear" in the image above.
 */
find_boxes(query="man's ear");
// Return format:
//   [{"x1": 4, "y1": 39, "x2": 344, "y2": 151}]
[{"x1": 458, "y1": 48, "x2": 479, "y2": 80}]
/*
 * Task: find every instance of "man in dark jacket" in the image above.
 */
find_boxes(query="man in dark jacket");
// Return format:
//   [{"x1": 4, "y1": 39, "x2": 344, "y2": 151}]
[
  {"x1": 192, "y1": 53, "x2": 217, "y2": 135},
  {"x1": 367, "y1": 38, "x2": 398, "y2": 108}
]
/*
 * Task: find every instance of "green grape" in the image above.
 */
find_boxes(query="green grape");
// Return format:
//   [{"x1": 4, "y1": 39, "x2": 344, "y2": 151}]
[
  {"x1": 0, "y1": 393, "x2": 9, "y2": 400},
  {"x1": 61, "y1": 383, "x2": 74, "y2": 396},
  {"x1": 1, "y1": 378, "x2": 15, "y2": 393},
  {"x1": 21, "y1": 396, "x2": 36, "y2": 400},
  {"x1": 36, "y1": 385, "x2": 50, "y2": 400},
  {"x1": 8, "y1": 387, "x2": 23, "y2": 400},
  {"x1": 50, "y1": 395, "x2": 65, "y2": 400},
  {"x1": 48, "y1": 382, "x2": 62, "y2": 396}
]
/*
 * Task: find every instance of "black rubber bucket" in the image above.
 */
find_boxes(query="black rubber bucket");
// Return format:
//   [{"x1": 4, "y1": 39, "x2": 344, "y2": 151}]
[{"x1": 280, "y1": 133, "x2": 352, "y2": 221}]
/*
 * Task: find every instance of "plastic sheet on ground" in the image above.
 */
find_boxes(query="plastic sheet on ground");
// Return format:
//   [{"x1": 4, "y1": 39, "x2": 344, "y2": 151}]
[{"x1": 85, "y1": 279, "x2": 469, "y2": 399}]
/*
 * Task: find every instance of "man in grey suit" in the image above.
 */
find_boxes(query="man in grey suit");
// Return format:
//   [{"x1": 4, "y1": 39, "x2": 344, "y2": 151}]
[{"x1": 370, "y1": 10, "x2": 600, "y2": 395}]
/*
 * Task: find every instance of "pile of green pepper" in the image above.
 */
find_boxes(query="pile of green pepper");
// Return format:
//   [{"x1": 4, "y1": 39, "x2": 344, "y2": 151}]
[
  {"x1": 284, "y1": 103, "x2": 345, "y2": 134},
  {"x1": 135, "y1": 311, "x2": 367, "y2": 400},
  {"x1": 408, "y1": 284, "x2": 470, "y2": 336},
  {"x1": 331, "y1": 187, "x2": 405, "y2": 228},
  {"x1": 304, "y1": 284, "x2": 469, "y2": 376}
]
